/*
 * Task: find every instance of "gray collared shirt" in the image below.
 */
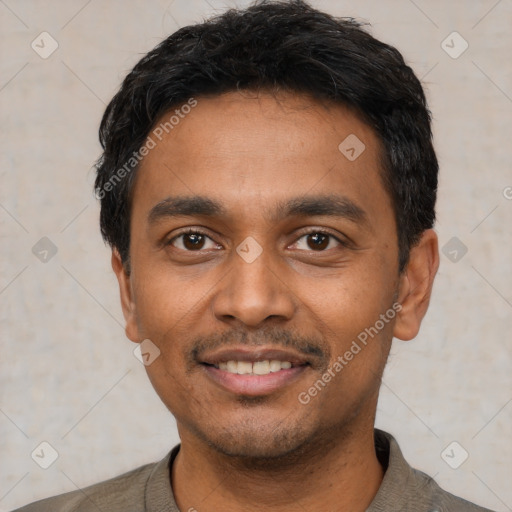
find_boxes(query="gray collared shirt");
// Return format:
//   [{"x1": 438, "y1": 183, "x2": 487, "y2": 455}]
[{"x1": 12, "y1": 429, "x2": 495, "y2": 512}]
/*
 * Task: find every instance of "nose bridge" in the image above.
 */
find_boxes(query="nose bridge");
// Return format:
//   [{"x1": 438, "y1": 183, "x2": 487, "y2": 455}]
[{"x1": 212, "y1": 236, "x2": 295, "y2": 326}]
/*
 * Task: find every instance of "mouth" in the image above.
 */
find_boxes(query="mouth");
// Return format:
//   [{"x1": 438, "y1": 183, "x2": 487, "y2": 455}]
[
  {"x1": 199, "y1": 347, "x2": 312, "y2": 396},
  {"x1": 203, "y1": 359, "x2": 306, "y2": 374}
]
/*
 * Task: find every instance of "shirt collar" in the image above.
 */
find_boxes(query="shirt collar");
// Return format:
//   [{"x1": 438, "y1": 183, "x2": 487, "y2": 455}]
[
  {"x1": 367, "y1": 428, "x2": 414, "y2": 511},
  {"x1": 145, "y1": 429, "x2": 410, "y2": 511}
]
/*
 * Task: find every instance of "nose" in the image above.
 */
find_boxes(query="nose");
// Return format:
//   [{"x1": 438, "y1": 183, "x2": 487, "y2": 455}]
[{"x1": 211, "y1": 240, "x2": 296, "y2": 328}]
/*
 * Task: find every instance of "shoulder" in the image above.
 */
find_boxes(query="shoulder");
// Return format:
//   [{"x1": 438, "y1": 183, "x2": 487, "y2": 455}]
[
  {"x1": 372, "y1": 429, "x2": 496, "y2": 512},
  {"x1": 409, "y1": 465, "x2": 496, "y2": 512},
  {"x1": 11, "y1": 457, "x2": 166, "y2": 512}
]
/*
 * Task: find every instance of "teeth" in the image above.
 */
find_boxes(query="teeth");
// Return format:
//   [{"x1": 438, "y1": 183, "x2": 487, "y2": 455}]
[
  {"x1": 237, "y1": 361, "x2": 252, "y2": 374},
  {"x1": 226, "y1": 360, "x2": 237, "y2": 373},
  {"x1": 215, "y1": 360, "x2": 295, "y2": 375},
  {"x1": 269, "y1": 360, "x2": 282, "y2": 372},
  {"x1": 253, "y1": 360, "x2": 270, "y2": 375}
]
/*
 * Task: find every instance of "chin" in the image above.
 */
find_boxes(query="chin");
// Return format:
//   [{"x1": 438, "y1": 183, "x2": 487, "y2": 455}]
[{"x1": 193, "y1": 417, "x2": 319, "y2": 465}]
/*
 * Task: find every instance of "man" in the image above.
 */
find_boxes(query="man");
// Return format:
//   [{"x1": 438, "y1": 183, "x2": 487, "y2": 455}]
[{"x1": 14, "y1": 0, "x2": 495, "y2": 511}]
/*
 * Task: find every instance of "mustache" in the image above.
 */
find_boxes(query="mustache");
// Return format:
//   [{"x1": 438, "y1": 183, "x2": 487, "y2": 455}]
[{"x1": 186, "y1": 326, "x2": 330, "y2": 370}]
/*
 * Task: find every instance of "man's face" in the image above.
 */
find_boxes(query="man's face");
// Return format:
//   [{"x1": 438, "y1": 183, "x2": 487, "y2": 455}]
[{"x1": 117, "y1": 91, "x2": 407, "y2": 460}]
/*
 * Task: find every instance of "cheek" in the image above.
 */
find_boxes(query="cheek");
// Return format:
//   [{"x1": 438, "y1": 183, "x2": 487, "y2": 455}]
[
  {"x1": 304, "y1": 277, "x2": 395, "y2": 412},
  {"x1": 299, "y1": 256, "x2": 397, "y2": 402},
  {"x1": 305, "y1": 258, "x2": 396, "y2": 334},
  {"x1": 132, "y1": 260, "x2": 200, "y2": 331},
  {"x1": 143, "y1": 358, "x2": 197, "y2": 418}
]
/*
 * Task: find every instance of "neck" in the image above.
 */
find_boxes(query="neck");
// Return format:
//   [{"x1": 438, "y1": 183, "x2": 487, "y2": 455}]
[{"x1": 171, "y1": 422, "x2": 384, "y2": 512}]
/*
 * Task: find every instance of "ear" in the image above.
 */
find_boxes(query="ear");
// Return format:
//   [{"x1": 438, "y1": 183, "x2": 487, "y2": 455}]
[
  {"x1": 393, "y1": 229, "x2": 439, "y2": 341},
  {"x1": 111, "y1": 249, "x2": 140, "y2": 343}
]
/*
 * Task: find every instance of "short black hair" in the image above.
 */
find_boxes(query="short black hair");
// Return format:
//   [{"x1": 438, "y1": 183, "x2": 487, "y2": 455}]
[{"x1": 95, "y1": 0, "x2": 437, "y2": 272}]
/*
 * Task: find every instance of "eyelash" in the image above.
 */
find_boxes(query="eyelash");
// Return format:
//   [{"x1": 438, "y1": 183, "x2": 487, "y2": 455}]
[{"x1": 166, "y1": 228, "x2": 348, "y2": 252}]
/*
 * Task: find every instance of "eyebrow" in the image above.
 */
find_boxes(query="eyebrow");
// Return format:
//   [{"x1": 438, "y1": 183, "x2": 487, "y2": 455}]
[{"x1": 147, "y1": 194, "x2": 368, "y2": 226}]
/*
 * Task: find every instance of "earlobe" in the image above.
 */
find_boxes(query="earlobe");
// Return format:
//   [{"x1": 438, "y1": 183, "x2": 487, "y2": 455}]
[
  {"x1": 111, "y1": 249, "x2": 140, "y2": 343},
  {"x1": 393, "y1": 229, "x2": 439, "y2": 341}
]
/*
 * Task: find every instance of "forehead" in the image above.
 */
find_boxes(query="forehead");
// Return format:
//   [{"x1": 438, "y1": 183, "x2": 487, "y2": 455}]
[{"x1": 132, "y1": 90, "x2": 393, "y2": 228}]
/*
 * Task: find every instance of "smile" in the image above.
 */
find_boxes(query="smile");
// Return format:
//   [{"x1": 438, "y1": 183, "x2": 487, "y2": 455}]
[
  {"x1": 199, "y1": 346, "x2": 313, "y2": 395},
  {"x1": 209, "y1": 359, "x2": 297, "y2": 375}
]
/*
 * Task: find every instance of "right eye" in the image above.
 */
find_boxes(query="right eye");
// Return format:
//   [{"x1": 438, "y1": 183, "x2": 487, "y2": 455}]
[{"x1": 166, "y1": 229, "x2": 222, "y2": 252}]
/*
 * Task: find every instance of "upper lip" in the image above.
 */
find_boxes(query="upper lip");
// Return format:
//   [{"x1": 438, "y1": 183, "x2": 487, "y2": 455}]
[{"x1": 200, "y1": 346, "x2": 311, "y2": 366}]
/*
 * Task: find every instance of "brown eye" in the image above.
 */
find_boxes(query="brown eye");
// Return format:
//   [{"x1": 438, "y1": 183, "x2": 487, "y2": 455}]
[
  {"x1": 182, "y1": 232, "x2": 205, "y2": 250},
  {"x1": 292, "y1": 231, "x2": 342, "y2": 252},
  {"x1": 306, "y1": 232, "x2": 330, "y2": 250},
  {"x1": 168, "y1": 230, "x2": 219, "y2": 251}
]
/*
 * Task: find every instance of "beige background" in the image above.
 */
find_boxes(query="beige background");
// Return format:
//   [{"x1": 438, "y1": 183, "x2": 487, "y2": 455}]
[{"x1": 1, "y1": 0, "x2": 511, "y2": 510}]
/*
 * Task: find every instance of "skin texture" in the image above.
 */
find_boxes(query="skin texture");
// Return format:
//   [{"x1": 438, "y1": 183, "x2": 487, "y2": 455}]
[{"x1": 112, "y1": 90, "x2": 439, "y2": 512}]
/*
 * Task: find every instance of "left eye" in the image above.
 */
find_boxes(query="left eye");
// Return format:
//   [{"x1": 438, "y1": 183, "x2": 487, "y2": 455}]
[
  {"x1": 167, "y1": 230, "x2": 342, "y2": 252},
  {"x1": 292, "y1": 231, "x2": 342, "y2": 251}
]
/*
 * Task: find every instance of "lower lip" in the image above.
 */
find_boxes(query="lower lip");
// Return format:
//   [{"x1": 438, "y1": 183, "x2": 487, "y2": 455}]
[{"x1": 201, "y1": 364, "x2": 309, "y2": 396}]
